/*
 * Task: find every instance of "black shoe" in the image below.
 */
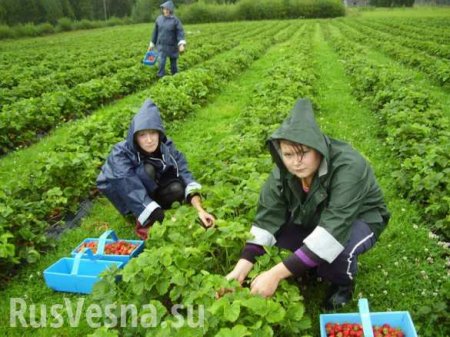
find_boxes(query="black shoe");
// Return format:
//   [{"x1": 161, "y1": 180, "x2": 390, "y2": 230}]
[{"x1": 324, "y1": 283, "x2": 354, "y2": 311}]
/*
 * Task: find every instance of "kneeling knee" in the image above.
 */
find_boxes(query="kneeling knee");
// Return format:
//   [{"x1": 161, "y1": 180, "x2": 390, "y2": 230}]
[{"x1": 156, "y1": 181, "x2": 185, "y2": 209}]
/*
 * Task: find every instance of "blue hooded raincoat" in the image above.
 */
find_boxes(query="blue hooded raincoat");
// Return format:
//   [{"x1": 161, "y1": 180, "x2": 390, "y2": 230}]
[
  {"x1": 151, "y1": 1, "x2": 186, "y2": 58},
  {"x1": 96, "y1": 99, "x2": 201, "y2": 225}
]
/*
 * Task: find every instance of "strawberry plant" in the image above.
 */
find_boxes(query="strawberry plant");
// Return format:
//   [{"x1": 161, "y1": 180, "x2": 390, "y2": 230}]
[
  {"x1": 0, "y1": 22, "x2": 271, "y2": 155},
  {"x1": 88, "y1": 23, "x2": 317, "y2": 336},
  {"x1": 0, "y1": 21, "x2": 292, "y2": 277},
  {"x1": 324, "y1": 22, "x2": 450, "y2": 239}
]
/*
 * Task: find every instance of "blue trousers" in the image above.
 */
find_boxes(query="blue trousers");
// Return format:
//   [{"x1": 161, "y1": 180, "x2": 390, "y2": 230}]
[
  {"x1": 276, "y1": 220, "x2": 377, "y2": 285},
  {"x1": 157, "y1": 52, "x2": 178, "y2": 77}
]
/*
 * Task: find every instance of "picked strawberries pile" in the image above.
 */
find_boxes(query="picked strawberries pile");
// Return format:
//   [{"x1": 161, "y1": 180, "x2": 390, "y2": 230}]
[
  {"x1": 76, "y1": 240, "x2": 137, "y2": 255},
  {"x1": 325, "y1": 323, "x2": 405, "y2": 337}
]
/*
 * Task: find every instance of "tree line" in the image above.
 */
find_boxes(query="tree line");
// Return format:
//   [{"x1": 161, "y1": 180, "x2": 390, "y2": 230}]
[{"x1": 0, "y1": 0, "x2": 238, "y2": 26}]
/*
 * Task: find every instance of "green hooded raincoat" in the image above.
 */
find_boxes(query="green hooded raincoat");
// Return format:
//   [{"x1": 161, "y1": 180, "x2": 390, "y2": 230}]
[{"x1": 248, "y1": 99, "x2": 390, "y2": 263}]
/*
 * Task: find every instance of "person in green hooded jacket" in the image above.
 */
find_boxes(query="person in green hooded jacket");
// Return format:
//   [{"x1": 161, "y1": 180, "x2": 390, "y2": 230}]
[{"x1": 226, "y1": 98, "x2": 390, "y2": 309}]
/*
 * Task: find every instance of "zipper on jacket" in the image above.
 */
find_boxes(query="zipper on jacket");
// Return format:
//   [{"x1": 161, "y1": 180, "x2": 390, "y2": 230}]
[
  {"x1": 169, "y1": 154, "x2": 179, "y2": 177},
  {"x1": 149, "y1": 156, "x2": 167, "y2": 170}
]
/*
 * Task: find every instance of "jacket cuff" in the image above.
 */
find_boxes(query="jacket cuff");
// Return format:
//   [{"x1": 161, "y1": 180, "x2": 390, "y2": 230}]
[
  {"x1": 185, "y1": 182, "x2": 201, "y2": 199},
  {"x1": 303, "y1": 226, "x2": 344, "y2": 263},
  {"x1": 138, "y1": 201, "x2": 160, "y2": 226},
  {"x1": 240, "y1": 243, "x2": 265, "y2": 263},
  {"x1": 282, "y1": 254, "x2": 308, "y2": 278},
  {"x1": 186, "y1": 192, "x2": 200, "y2": 204},
  {"x1": 282, "y1": 245, "x2": 323, "y2": 278},
  {"x1": 247, "y1": 225, "x2": 277, "y2": 246},
  {"x1": 178, "y1": 40, "x2": 186, "y2": 46}
]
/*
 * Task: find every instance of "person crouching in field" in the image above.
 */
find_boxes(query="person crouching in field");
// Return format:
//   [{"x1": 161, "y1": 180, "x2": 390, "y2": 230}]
[
  {"x1": 96, "y1": 99, "x2": 215, "y2": 240},
  {"x1": 148, "y1": 1, "x2": 186, "y2": 78},
  {"x1": 225, "y1": 98, "x2": 390, "y2": 310}
]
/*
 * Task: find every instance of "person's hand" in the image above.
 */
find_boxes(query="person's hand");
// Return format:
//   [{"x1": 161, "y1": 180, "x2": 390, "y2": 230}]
[
  {"x1": 215, "y1": 287, "x2": 235, "y2": 299},
  {"x1": 250, "y1": 269, "x2": 281, "y2": 298},
  {"x1": 148, "y1": 42, "x2": 155, "y2": 51},
  {"x1": 217, "y1": 259, "x2": 254, "y2": 299},
  {"x1": 190, "y1": 195, "x2": 215, "y2": 228},
  {"x1": 225, "y1": 259, "x2": 254, "y2": 285},
  {"x1": 250, "y1": 263, "x2": 292, "y2": 298},
  {"x1": 179, "y1": 44, "x2": 185, "y2": 53},
  {"x1": 225, "y1": 269, "x2": 247, "y2": 285},
  {"x1": 198, "y1": 210, "x2": 215, "y2": 228},
  {"x1": 217, "y1": 265, "x2": 247, "y2": 299}
]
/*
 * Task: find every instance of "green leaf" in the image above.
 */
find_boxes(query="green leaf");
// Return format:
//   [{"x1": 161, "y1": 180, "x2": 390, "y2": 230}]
[
  {"x1": 87, "y1": 326, "x2": 119, "y2": 337},
  {"x1": 133, "y1": 281, "x2": 144, "y2": 296},
  {"x1": 215, "y1": 325, "x2": 251, "y2": 337},
  {"x1": 162, "y1": 254, "x2": 173, "y2": 267},
  {"x1": 156, "y1": 278, "x2": 170, "y2": 295},
  {"x1": 25, "y1": 248, "x2": 40, "y2": 263},
  {"x1": 224, "y1": 301, "x2": 241, "y2": 322},
  {"x1": 241, "y1": 297, "x2": 268, "y2": 316},
  {"x1": 208, "y1": 298, "x2": 228, "y2": 315},
  {"x1": 171, "y1": 272, "x2": 186, "y2": 286},
  {"x1": 285, "y1": 302, "x2": 305, "y2": 321},
  {"x1": 265, "y1": 301, "x2": 285, "y2": 323}
]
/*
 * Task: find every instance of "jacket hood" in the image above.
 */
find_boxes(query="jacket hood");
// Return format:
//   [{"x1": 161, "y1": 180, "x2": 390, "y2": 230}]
[
  {"x1": 268, "y1": 98, "x2": 329, "y2": 173},
  {"x1": 160, "y1": 0, "x2": 175, "y2": 13},
  {"x1": 126, "y1": 99, "x2": 166, "y2": 152}
]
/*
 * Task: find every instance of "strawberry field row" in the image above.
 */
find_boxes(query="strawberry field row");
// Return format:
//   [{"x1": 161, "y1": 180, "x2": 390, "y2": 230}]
[
  {"x1": 324, "y1": 22, "x2": 449, "y2": 239},
  {"x1": 90, "y1": 23, "x2": 318, "y2": 337},
  {"x1": 0, "y1": 23, "x2": 269, "y2": 155},
  {"x1": 0, "y1": 22, "x2": 243, "y2": 92},
  {"x1": 0, "y1": 22, "x2": 291, "y2": 277},
  {"x1": 335, "y1": 20, "x2": 450, "y2": 88},
  {"x1": 350, "y1": 19, "x2": 450, "y2": 60},
  {"x1": 367, "y1": 18, "x2": 450, "y2": 45},
  {"x1": 398, "y1": 17, "x2": 450, "y2": 34}
]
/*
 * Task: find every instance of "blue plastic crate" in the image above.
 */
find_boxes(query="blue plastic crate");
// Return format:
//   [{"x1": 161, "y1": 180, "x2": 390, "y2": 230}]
[
  {"x1": 44, "y1": 249, "x2": 123, "y2": 294},
  {"x1": 320, "y1": 298, "x2": 418, "y2": 337},
  {"x1": 142, "y1": 50, "x2": 158, "y2": 66},
  {"x1": 71, "y1": 230, "x2": 144, "y2": 263}
]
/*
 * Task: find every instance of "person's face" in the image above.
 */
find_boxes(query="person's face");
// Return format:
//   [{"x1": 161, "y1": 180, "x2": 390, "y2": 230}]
[
  {"x1": 162, "y1": 8, "x2": 170, "y2": 16},
  {"x1": 279, "y1": 141, "x2": 322, "y2": 181},
  {"x1": 136, "y1": 129, "x2": 159, "y2": 154}
]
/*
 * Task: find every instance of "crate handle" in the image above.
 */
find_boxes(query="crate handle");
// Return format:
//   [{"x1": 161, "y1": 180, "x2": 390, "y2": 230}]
[
  {"x1": 71, "y1": 248, "x2": 95, "y2": 275},
  {"x1": 96, "y1": 230, "x2": 119, "y2": 255},
  {"x1": 358, "y1": 298, "x2": 374, "y2": 337}
]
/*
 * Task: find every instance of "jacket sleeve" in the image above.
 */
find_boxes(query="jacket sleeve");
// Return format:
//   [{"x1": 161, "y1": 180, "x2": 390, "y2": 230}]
[
  {"x1": 175, "y1": 17, "x2": 186, "y2": 45},
  {"x1": 165, "y1": 139, "x2": 200, "y2": 198},
  {"x1": 107, "y1": 146, "x2": 160, "y2": 225},
  {"x1": 248, "y1": 168, "x2": 288, "y2": 247},
  {"x1": 151, "y1": 19, "x2": 158, "y2": 45},
  {"x1": 303, "y1": 160, "x2": 370, "y2": 263}
]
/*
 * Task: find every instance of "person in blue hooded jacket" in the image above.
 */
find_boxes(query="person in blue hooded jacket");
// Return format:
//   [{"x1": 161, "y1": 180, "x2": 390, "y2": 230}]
[
  {"x1": 96, "y1": 99, "x2": 215, "y2": 240},
  {"x1": 148, "y1": 1, "x2": 186, "y2": 78}
]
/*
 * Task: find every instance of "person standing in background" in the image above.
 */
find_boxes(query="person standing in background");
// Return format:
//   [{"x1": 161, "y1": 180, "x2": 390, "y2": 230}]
[{"x1": 148, "y1": 1, "x2": 186, "y2": 78}]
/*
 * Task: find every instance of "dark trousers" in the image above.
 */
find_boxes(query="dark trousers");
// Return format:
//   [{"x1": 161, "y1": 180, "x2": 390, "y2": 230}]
[
  {"x1": 276, "y1": 220, "x2": 377, "y2": 285},
  {"x1": 142, "y1": 163, "x2": 184, "y2": 209},
  {"x1": 157, "y1": 52, "x2": 178, "y2": 78}
]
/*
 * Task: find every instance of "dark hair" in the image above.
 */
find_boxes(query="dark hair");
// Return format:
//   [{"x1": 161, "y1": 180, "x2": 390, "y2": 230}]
[{"x1": 278, "y1": 139, "x2": 309, "y2": 161}]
